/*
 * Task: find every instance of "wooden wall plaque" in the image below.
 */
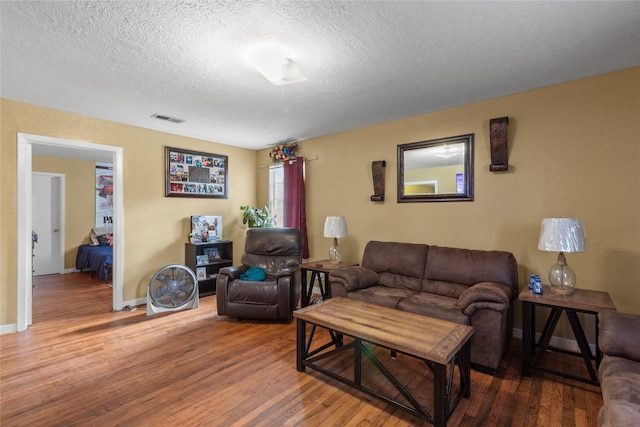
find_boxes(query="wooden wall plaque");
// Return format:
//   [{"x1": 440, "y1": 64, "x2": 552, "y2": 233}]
[{"x1": 489, "y1": 116, "x2": 509, "y2": 172}]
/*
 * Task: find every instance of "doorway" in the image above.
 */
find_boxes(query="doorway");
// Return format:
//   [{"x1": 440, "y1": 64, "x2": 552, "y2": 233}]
[
  {"x1": 16, "y1": 133, "x2": 124, "y2": 332},
  {"x1": 32, "y1": 172, "x2": 65, "y2": 276}
]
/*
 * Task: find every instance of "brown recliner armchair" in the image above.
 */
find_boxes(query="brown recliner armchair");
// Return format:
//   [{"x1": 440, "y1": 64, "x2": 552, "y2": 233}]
[{"x1": 216, "y1": 227, "x2": 303, "y2": 320}]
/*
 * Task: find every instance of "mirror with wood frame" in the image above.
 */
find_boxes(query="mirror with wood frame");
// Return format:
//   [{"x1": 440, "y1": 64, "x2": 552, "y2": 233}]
[{"x1": 397, "y1": 134, "x2": 474, "y2": 202}]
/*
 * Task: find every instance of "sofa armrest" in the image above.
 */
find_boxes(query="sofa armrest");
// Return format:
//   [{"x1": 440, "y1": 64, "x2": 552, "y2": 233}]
[
  {"x1": 458, "y1": 282, "x2": 511, "y2": 316},
  {"x1": 599, "y1": 309, "x2": 640, "y2": 362},
  {"x1": 329, "y1": 266, "x2": 379, "y2": 292}
]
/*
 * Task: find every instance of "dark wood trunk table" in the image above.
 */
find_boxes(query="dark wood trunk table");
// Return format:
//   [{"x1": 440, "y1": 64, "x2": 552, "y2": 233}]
[{"x1": 294, "y1": 297, "x2": 473, "y2": 426}]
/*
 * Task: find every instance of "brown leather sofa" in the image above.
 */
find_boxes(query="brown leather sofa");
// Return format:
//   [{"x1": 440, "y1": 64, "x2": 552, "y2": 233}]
[
  {"x1": 597, "y1": 309, "x2": 640, "y2": 426},
  {"x1": 329, "y1": 241, "x2": 518, "y2": 372},
  {"x1": 216, "y1": 228, "x2": 303, "y2": 320}
]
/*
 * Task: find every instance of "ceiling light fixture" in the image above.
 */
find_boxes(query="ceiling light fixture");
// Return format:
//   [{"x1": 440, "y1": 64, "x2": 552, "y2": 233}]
[{"x1": 244, "y1": 42, "x2": 307, "y2": 86}]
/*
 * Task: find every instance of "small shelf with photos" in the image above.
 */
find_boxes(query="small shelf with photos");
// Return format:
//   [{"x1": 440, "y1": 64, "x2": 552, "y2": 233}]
[{"x1": 185, "y1": 239, "x2": 233, "y2": 296}]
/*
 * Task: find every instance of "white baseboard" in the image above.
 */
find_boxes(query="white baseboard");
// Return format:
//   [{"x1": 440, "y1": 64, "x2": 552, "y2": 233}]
[
  {"x1": 122, "y1": 297, "x2": 147, "y2": 310},
  {"x1": 512, "y1": 327, "x2": 596, "y2": 354},
  {"x1": 0, "y1": 323, "x2": 18, "y2": 335}
]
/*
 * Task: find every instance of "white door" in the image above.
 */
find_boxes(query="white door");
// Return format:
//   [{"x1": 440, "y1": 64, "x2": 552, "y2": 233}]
[{"x1": 32, "y1": 173, "x2": 64, "y2": 276}]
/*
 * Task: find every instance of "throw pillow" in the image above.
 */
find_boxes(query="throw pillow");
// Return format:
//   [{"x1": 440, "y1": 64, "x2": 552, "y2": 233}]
[{"x1": 240, "y1": 267, "x2": 266, "y2": 281}]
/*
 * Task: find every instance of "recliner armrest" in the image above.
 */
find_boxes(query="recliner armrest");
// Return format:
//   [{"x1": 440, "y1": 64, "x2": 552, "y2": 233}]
[
  {"x1": 275, "y1": 265, "x2": 299, "y2": 279},
  {"x1": 599, "y1": 309, "x2": 640, "y2": 362},
  {"x1": 218, "y1": 265, "x2": 248, "y2": 280},
  {"x1": 458, "y1": 282, "x2": 510, "y2": 316},
  {"x1": 329, "y1": 266, "x2": 379, "y2": 292}
]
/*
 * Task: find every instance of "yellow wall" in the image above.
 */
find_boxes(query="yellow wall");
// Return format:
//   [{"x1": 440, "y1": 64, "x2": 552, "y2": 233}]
[
  {"x1": 1, "y1": 99, "x2": 257, "y2": 326},
  {"x1": 2, "y1": 68, "x2": 639, "y2": 340},
  {"x1": 258, "y1": 68, "x2": 640, "y2": 329}
]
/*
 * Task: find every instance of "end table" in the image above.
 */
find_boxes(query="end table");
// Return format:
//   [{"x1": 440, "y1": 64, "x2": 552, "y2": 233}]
[
  {"x1": 520, "y1": 285, "x2": 616, "y2": 385},
  {"x1": 299, "y1": 260, "x2": 358, "y2": 307}
]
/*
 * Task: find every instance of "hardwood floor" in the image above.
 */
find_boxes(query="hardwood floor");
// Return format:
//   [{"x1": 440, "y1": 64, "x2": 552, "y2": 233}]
[{"x1": 1, "y1": 273, "x2": 603, "y2": 426}]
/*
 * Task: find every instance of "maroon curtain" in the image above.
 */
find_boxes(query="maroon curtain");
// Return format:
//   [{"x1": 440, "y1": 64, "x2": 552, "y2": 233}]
[{"x1": 283, "y1": 157, "x2": 309, "y2": 259}]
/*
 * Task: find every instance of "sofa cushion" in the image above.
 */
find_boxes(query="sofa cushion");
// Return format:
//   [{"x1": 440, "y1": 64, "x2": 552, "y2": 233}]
[
  {"x1": 347, "y1": 286, "x2": 416, "y2": 309},
  {"x1": 378, "y1": 272, "x2": 423, "y2": 292},
  {"x1": 421, "y1": 279, "x2": 469, "y2": 299},
  {"x1": 397, "y1": 293, "x2": 470, "y2": 325},
  {"x1": 424, "y1": 246, "x2": 517, "y2": 292},
  {"x1": 361, "y1": 241, "x2": 428, "y2": 292},
  {"x1": 598, "y1": 400, "x2": 640, "y2": 427},
  {"x1": 599, "y1": 355, "x2": 640, "y2": 405}
]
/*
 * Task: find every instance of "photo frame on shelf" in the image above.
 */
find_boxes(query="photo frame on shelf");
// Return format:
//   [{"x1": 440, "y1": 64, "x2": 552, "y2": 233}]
[
  {"x1": 204, "y1": 247, "x2": 220, "y2": 261},
  {"x1": 196, "y1": 255, "x2": 209, "y2": 266},
  {"x1": 165, "y1": 146, "x2": 228, "y2": 198},
  {"x1": 196, "y1": 267, "x2": 207, "y2": 281}
]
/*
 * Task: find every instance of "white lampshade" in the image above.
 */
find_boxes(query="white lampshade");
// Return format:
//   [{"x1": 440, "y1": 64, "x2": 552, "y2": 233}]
[
  {"x1": 538, "y1": 218, "x2": 586, "y2": 295},
  {"x1": 538, "y1": 218, "x2": 586, "y2": 253},
  {"x1": 324, "y1": 216, "x2": 347, "y2": 239}
]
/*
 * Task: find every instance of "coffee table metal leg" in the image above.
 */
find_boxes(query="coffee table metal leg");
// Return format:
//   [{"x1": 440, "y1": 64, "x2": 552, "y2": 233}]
[
  {"x1": 433, "y1": 362, "x2": 447, "y2": 427},
  {"x1": 354, "y1": 338, "x2": 362, "y2": 385},
  {"x1": 296, "y1": 318, "x2": 306, "y2": 372},
  {"x1": 460, "y1": 340, "x2": 471, "y2": 398}
]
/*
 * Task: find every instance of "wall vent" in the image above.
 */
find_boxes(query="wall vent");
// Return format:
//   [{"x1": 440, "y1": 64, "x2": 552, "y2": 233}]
[{"x1": 151, "y1": 114, "x2": 185, "y2": 124}]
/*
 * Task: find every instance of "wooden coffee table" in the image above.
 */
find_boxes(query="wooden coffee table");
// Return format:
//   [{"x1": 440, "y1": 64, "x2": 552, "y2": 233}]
[{"x1": 294, "y1": 297, "x2": 473, "y2": 426}]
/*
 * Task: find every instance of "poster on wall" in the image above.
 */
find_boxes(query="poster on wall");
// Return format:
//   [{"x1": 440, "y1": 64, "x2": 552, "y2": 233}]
[
  {"x1": 96, "y1": 162, "x2": 113, "y2": 227},
  {"x1": 165, "y1": 146, "x2": 228, "y2": 198}
]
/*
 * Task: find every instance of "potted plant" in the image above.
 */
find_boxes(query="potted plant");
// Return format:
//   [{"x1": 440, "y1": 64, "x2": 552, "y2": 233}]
[{"x1": 240, "y1": 205, "x2": 275, "y2": 228}]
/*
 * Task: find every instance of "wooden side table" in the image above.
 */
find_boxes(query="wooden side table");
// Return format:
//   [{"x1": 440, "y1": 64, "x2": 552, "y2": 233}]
[
  {"x1": 299, "y1": 260, "x2": 358, "y2": 307},
  {"x1": 520, "y1": 285, "x2": 616, "y2": 385}
]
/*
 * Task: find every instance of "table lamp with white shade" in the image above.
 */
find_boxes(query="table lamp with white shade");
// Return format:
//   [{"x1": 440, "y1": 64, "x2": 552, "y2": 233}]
[
  {"x1": 537, "y1": 218, "x2": 586, "y2": 295},
  {"x1": 324, "y1": 216, "x2": 347, "y2": 264}
]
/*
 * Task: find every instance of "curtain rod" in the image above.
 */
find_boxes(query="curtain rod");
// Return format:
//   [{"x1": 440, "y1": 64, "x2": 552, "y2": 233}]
[{"x1": 259, "y1": 155, "x2": 318, "y2": 169}]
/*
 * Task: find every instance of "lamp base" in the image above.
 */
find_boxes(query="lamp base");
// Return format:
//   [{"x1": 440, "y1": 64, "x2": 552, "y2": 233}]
[
  {"x1": 329, "y1": 238, "x2": 341, "y2": 265},
  {"x1": 548, "y1": 252, "x2": 576, "y2": 295},
  {"x1": 549, "y1": 281, "x2": 575, "y2": 296}
]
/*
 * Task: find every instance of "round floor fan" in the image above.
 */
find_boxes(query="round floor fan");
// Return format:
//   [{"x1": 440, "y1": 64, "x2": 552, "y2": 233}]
[{"x1": 147, "y1": 264, "x2": 199, "y2": 315}]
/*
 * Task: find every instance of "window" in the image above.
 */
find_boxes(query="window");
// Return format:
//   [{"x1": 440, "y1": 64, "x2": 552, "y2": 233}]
[{"x1": 269, "y1": 165, "x2": 284, "y2": 227}]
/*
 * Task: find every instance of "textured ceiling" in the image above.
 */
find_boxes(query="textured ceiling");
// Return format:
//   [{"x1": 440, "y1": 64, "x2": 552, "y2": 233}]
[{"x1": 2, "y1": 1, "x2": 639, "y2": 150}]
